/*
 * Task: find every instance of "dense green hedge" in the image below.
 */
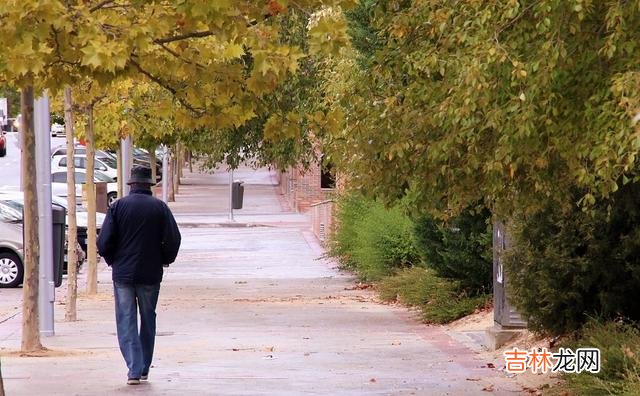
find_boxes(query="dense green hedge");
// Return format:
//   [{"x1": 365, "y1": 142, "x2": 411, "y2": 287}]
[
  {"x1": 413, "y1": 208, "x2": 492, "y2": 293},
  {"x1": 329, "y1": 195, "x2": 418, "y2": 280},
  {"x1": 329, "y1": 195, "x2": 490, "y2": 323},
  {"x1": 503, "y1": 183, "x2": 640, "y2": 336}
]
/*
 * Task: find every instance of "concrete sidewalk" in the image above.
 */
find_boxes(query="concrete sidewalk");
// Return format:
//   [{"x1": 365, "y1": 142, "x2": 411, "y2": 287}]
[{"x1": 1, "y1": 167, "x2": 522, "y2": 395}]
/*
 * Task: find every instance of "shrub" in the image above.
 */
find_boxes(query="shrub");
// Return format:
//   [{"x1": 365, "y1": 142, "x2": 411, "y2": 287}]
[
  {"x1": 503, "y1": 182, "x2": 640, "y2": 336},
  {"x1": 328, "y1": 195, "x2": 372, "y2": 269},
  {"x1": 329, "y1": 195, "x2": 419, "y2": 280},
  {"x1": 557, "y1": 320, "x2": 640, "y2": 395},
  {"x1": 413, "y1": 208, "x2": 492, "y2": 293},
  {"x1": 377, "y1": 267, "x2": 490, "y2": 324}
]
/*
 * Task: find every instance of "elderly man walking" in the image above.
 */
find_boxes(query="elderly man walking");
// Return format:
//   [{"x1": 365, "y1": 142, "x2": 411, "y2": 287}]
[{"x1": 97, "y1": 166, "x2": 181, "y2": 385}]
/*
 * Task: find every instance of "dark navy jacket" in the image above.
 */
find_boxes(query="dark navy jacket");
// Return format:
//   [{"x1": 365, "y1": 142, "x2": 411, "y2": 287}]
[{"x1": 97, "y1": 189, "x2": 181, "y2": 285}]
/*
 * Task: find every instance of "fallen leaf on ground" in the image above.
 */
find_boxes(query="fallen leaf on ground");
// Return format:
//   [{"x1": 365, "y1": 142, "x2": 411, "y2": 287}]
[
  {"x1": 466, "y1": 378, "x2": 481, "y2": 381},
  {"x1": 345, "y1": 283, "x2": 373, "y2": 290},
  {"x1": 486, "y1": 363, "x2": 495, "y2": 368},
  {"x1": 369, "y1": 378, "x2": 376, "y2": 383},
  {"x1": 482, "y1": 384, "x2": 495, "y2": 392}
]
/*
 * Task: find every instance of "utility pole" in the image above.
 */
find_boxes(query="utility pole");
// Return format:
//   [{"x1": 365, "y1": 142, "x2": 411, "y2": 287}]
[
  {"x1": 161, "y1": 145, "x2": 168, "y2": 203},
  {"x1": 121, "y1": 136, "x2": 132, "y2": 196},
  {"x1": 34, "y1": 93, "x2": 54, "y2": 336},
  {"x1": 228, "y1": 168, "x2": 234, "y2": 222}
]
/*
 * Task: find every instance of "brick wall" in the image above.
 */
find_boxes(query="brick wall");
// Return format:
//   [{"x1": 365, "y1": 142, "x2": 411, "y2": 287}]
[
  {"x1": 310, "y1": 199, "x2": 335, "y2": 245},
  {"x1": 277, "y1": 161, "x2": 334, "y2": 213}
]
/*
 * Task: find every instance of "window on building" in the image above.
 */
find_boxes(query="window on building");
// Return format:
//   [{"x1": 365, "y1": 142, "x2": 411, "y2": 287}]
[{"x1": 321, "y1": 161, "x2": 336, "y2": 189}]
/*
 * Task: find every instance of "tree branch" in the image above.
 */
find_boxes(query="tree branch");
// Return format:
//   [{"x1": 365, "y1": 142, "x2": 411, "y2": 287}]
[
  {"x1": 154, "y1": 31, "x2": 214, "y2": 45},
  {"x1": 158, "y1": 43, "x2": 206, "y2": 69},
  {"x1": 128, "y1": 59, "x2": 205, "y2": 116},
  {"x1": 90, "y1": 0, "x2": 115, "y2": 13}
]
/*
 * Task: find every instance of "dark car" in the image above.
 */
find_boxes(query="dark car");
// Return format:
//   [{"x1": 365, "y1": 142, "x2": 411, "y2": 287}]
[
  {"x1": 0, "y1": 203, "x2": 23, "y2": 287},
  {"x1": 0, "y1": 131, "x2": 6, "y2": 157}
]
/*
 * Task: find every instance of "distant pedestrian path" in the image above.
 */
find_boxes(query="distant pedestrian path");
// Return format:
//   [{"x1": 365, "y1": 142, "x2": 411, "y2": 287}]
[{"x1": 1, "y1": 167, "x2": 521, "y2": 395}]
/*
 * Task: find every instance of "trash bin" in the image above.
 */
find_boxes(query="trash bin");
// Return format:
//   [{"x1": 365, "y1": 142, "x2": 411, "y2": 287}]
[
  {"x1": 52, "y1": 204, "x2": 66, "y2": 288},
  {"x1": 232, "y1": 181, "x2": 244, "y2": 209}
]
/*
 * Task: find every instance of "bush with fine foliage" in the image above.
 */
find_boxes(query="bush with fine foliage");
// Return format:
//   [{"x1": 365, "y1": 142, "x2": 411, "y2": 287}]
[
  {"x1": 555, "y1": 320, "x2": 640, "y2": 395},
  {"x1": 329, "y1": 195, "x2": 419, "y2": 280},
  {"x1": 413, "y1": 208, "x2": 492, "y2": 293},
  {"x1": 503, "y1": 183, "x2": 640, "y2": 336},
  {"x1": 328, "y1": 195, "x2": 372, "y2": 270},
  {"x1": 377, "y1": 267, "x2": 490, "y2": 324}
]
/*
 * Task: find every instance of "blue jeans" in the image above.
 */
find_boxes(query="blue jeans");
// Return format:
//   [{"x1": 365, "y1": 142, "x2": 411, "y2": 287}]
[{"x1": 113, "y1": 282, "x2": 161, "y2": 379}]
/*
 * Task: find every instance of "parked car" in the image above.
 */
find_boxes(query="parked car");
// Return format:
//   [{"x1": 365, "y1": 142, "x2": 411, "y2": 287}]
[
  {"x1": 51, "y1": 123, "x2": 65, "y2": 137},
  {"x1": 51, "y1": 145, "x2": 116, "y2": 162},
  {"x1": 0, "y1": 202, "x2": 23, "y2": 287},
  {"x1": 51, "y1": 169, "x2": 119, "y2": 206},
  {"x1": 0, "y1": 194, "x2": 93, "y2": 281},
  {"x1": 50, "y1": 195, "x2": 105, "y2": 256},
  {"x1": 105, "y1": 148, "x2": 162, "y2": 180},
  {"x1": 51, "y1": 154, "x2": 118, "y2": 180},
  {"x1": 0, "y1": 131, "x2": 6, "y2": 157}
]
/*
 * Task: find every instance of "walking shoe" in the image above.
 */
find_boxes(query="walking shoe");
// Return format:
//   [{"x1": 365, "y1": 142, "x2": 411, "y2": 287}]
[
  {"x1": 141, "y1": 374, "x2": 149, "y2": 381},
  {"x1": 127, "y1": 378, "x2": 141, "y2": 385}
]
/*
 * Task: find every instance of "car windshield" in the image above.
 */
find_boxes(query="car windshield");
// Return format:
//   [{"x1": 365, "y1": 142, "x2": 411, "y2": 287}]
[
  {"x1": 51, "y1": 195, "x2": 86, "y2": 212},
  {"x1": 0, "y1": 201, "x2": 22, "y2": 222},
  {"x1": 99, "y1": 156, "x2": 117, "y2": 168},
  {"x1": 94, "y1": 171, "x2": 114, "y2": 182}
]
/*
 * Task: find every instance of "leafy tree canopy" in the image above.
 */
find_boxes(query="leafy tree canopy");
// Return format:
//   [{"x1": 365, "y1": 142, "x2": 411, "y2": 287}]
[
  {"x1": 317, "y1": 0, "x2": 640, "y2": 218},
  {"x1": 0, "y1": 0, "x2": 356, "y2": 135}
]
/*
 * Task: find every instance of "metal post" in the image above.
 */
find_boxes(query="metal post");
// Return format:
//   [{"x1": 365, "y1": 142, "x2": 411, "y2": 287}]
[
  {"x1": 34, "y1": 93, "x2": 54, "y2": 337},
  {"x1": 121, "y1": 136, "x2": 132, "y2": 196},
  {"x1": 161, "y1": 145, "x2": 168, "y2": 203},
  {"x1": 228, "y1": 168, "x2": 234, "y2": 222}
]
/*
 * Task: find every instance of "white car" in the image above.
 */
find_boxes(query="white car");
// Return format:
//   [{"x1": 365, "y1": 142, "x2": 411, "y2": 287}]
[
  {"x1": 51, "y1": 169, "x2": 119, "y2": 206},
  {"x1": 51, "y1": 123, "x2": 65, "y2": 137},
  {"x1": 51, "y1": 145, "x2": 116, "y2": 163},
  {"x1": 51, "y1": 154, "x2": 117, "y2": 180}
]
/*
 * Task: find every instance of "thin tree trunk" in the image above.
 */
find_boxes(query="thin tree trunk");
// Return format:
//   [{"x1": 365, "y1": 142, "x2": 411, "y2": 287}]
[
  {"x1": 20, "y1": 86, "x2": 42, "y2": 352},
  {"x1": 64, "y1": 88, "x2": 79, "y2": 321},
  {"x1": 188, "y1": 150, "x2": 193, "y2": 173},
  {"x1": 85, "y1": 106, "x2": 98, "y2": 295},
  {"x1": 168, "y1": 152, "x2": 175, "y2": 202},
  {"x1": 177, "y1": 141, "x2": 183, "y2": 180},
  {"x1": 0, "y1": 357, "x2": 5, "y2": 396},
  {"x1": 116, "y1": 147, "x2": 123, "y2": 198},
  {"x1": 149, "y1": 148, "x2": 156, "y2": 187},
  {"x1": 172, "y1": 151, "x2": 179, "y2": 196}
]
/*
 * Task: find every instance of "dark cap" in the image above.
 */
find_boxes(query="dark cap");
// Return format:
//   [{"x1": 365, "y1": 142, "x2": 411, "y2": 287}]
[{"x1": 127, "y1": 166, "x2": 154, "y2": 185}]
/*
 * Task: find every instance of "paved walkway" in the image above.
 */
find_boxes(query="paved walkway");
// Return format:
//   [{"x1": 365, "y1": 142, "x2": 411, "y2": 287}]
[{"x1": 0, "y1": 167, "x2": 522, "y2": 395}]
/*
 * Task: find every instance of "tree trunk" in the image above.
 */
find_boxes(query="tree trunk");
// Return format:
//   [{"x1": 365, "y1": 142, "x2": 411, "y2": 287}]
[
  {"x1": 188, "y1": 150, "x2": 193, "y2": 173},
  {"x1": 64, "y1": 88, "x2": 79, "y2": 321},
  {"x1": 177, "y1": 141, "x2": 183, "y2": 180},
  {"x1": 0, "y1": 357, "x2": 5, "y2": 396},
  {"x1": 172, "y1": 153, "x2": 179, "y2": 196},
  {"x1": 116, "y1": 147, "x2": 123, "y2": 199},
  {"x1": 85, "y1": 106, "x2": 98, "y2": 295},
  {"x1": 168, "y1": 152, "x2": 175, "y2": 202},
  {"x1": 20, "y1": 86, "x2": 42, "y2": 352},
  {"x1": 149, "y1": 148, "x2": 156, "y2": 186}
]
